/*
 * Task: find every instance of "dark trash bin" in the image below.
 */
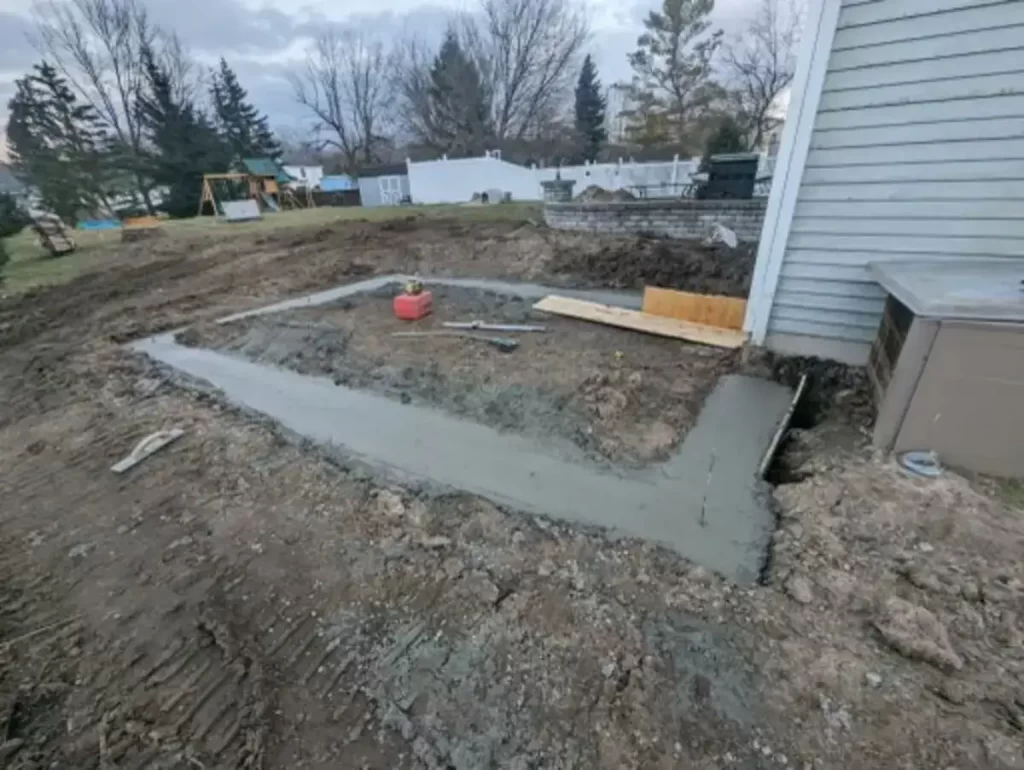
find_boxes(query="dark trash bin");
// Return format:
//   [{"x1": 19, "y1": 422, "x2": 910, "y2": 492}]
[{"x1": 696, "y1": 153, "x2": 758, "y2": 200}]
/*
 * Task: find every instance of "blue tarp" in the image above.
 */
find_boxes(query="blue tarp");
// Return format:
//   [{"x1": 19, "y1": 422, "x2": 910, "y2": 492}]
[
  {"x1": 320, "y1": 175, "x2": 357, "y2": 192},
  {"x1": 77, "y1": 219, "x2": 121, "y2": 230}
]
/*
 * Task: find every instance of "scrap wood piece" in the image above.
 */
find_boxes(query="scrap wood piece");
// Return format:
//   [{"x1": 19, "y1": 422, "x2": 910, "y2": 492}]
[
  {"x1": 112, "y1": 428, "x2": 185, "y2": 474},
  {"x1": 642, "y1": 287, "x2": 747, "y2": 331},
  {"x1": 533, "y1": 295, "x2": 747, "y2": 349}
]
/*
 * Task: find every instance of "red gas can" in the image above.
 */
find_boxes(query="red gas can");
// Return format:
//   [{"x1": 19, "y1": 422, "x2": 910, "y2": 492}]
[{"x1": 394, "y1": 290, "x2": 433, "y2": 321}]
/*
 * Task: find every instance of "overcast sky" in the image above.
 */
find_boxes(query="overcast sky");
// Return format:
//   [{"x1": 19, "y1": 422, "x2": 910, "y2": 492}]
[{"x1": 0, "y1": 0, "x2": 760, "y2": 155}]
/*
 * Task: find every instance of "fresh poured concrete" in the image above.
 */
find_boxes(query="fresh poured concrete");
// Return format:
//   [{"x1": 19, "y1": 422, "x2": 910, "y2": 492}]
[
  {"x1": 136, "y1": 277, "x2": 791, "y2": 583},
  {"x1": 215, "y1": 275, "x2": 643, "y2": 325}
]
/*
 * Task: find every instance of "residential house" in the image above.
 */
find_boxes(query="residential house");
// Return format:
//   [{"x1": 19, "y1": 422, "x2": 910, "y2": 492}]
[
  {"x1": 282, "y1": 165, "x2": 324, "y2": 189},
  {"x1": 744, "y1": 0, "x2": 1024, "y2": 365}
]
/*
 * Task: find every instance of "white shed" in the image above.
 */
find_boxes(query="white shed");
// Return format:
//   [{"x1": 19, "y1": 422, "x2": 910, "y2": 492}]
[{"x1": 745, "y1": 0, "x2": 1024, "y2": 364}]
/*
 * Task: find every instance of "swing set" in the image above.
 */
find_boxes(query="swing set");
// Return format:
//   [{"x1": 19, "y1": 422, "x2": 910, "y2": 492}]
[{"x1": 197, "y1": 158, "x2": 315, "y2": 217}]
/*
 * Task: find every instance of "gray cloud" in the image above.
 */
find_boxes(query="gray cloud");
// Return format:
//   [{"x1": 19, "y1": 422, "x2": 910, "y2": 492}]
[
  {"x1": 147, "y1": 0, "x2": 303, "y2": 55},
  {"x1": 0, "y1": 12, "x2": 37, "y2": 70}
]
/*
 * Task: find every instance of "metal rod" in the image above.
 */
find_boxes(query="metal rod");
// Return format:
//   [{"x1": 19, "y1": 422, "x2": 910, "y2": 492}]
[{"x1": 442, "y1": 321, "x2": 546, "y2": 332}]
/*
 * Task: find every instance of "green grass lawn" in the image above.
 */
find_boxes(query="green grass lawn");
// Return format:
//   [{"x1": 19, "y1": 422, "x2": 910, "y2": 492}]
[{"x1": 0, "y1": 203, "x2": 541, "y2": 294}]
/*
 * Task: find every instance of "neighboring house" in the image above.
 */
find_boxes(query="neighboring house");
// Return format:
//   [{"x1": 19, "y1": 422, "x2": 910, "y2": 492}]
[
  {"x1": 283, "y1": 165, "x2": 324, "y2": 189},
  {"x1": 745, "y1": 0, "x2": 1024, "y2": 365},
  {"x1": 357, "y1": 163, "x2": 410, "y2": 207},
  {"x1": 0, "y1": 164, "x2": 27, "y2": 204}
]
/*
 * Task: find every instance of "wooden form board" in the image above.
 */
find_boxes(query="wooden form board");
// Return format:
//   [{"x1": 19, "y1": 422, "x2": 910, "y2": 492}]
[
  {"x1": 642, "y1": 287, "x2": 747, "y2": 331},
  {"x1": 533, "y1": 295, "x2": 748, "y2": 349}
]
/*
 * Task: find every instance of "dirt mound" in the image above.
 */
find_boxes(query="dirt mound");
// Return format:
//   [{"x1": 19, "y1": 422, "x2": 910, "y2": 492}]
[
  {"x1": 548, "y1": 235, "x2": 756, "y2": 297},
  {"x1": 574, "y1": 185, "x2": 636, "y2": 202}
]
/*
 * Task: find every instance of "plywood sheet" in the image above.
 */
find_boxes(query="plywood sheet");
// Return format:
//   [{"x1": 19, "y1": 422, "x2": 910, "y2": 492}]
[
  {"x1": 642, "y1": 287, "x2": 747, "y2": 330},
  {"x1": 534, "y1": 295, "x2": 748, "y2": 349},
  {"x1": 222, "y1": 200, "x2": 262, "y2": 222}
]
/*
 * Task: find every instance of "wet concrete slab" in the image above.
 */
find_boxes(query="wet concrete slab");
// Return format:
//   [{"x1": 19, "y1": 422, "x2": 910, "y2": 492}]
[
  {"x1": 214, "y1": 275, "x2": 643, "y2": 324},
  {"x1": 136, "y1": 278, "x2": 791, "y2": 583}
]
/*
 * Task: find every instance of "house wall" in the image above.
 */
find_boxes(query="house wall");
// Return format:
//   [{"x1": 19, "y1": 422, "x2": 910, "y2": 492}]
[
  {"x1": 357, "y1": 175, "x2": 410, "y2": 207},
  {"x1": 282, "y1": 165, "x2": 324, "y2": 188},
  {"x1": 544, "y1": 199, "x2": 767, "y2": 242},
  {"x1": 749, "y1": 0, "x2": 1024, "y2": 364}
]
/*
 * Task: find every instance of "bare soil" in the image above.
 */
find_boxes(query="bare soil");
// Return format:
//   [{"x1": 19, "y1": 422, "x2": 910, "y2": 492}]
[
  {"x1": 181, "y1": 284, "x2": 735, "y2": 465},
  {"x1": 1, "y1": 216, "x2": 1022, "y2": 770}
]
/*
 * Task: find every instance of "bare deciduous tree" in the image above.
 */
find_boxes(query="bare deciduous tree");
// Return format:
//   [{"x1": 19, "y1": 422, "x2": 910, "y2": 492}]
[
  {"x1": 158, "y1": 30, "x2": 203, "y2": 107},
  {"x1": 32, "y1": 0, "x2": 158, "y2": 208},
  {"x1": 470, "y1": 0, "x2": 588, "y2": 142},
  {"x1": 722, "y1": 0, "x2": 802, "y2": 151},
  {"x1": 289, "y1": 30, "x2": 395, "y2": 173}
]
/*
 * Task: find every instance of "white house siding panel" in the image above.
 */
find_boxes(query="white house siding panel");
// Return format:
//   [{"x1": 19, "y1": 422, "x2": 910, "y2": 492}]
[{"x1": 765, "y1": 0, "x2": 1024, "y2": 364}]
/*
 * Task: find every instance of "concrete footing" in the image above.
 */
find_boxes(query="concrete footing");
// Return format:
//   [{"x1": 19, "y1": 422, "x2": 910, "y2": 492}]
[{"x1": 134, "y1": 276, "x2": 791, "y2": 583}]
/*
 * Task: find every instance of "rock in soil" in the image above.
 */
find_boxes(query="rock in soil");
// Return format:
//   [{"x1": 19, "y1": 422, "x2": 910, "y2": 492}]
[
  {"x1": 785, "y1": 574, "x2": 814, "y2": 605},
  {"x1": 874, "y1": 596, "x2": 964, "y2": 671}
]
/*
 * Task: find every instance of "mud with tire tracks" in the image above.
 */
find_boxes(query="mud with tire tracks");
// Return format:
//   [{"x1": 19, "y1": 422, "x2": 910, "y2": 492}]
[{"x1": 1, "y1": 216, "x2": 1022, "y2": 769}]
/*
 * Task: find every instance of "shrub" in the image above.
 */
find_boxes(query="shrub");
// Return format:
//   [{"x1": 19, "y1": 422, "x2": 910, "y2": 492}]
[{"x1": 0, "y1": 193, "x2": 31, "y2": 239}]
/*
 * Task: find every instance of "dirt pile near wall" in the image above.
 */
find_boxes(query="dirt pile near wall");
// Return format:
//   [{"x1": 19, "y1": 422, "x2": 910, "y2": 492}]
[{"x1": 546, "y1": 234, "x2": 757, "y2": 297}]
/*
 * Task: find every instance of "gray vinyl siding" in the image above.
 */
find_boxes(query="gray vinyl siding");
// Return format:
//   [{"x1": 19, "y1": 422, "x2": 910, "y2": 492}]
[{"x1": 766, "y1": 0, "x2": 1024, "y2": 364}]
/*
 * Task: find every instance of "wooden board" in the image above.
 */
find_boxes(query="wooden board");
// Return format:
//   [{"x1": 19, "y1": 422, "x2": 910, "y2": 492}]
[
  {"x1": 642, "y1": 287, "x2": 747, "y2": 331},
  {"x1": 533, "y1": 296, "x2": 748, "y2": 349}
]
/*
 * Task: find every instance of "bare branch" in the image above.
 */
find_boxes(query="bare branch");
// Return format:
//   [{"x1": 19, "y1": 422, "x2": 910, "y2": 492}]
[
  {"x1": 721, "y1": 0, "x2": 803, "y2": 151},
  {"x1": 289, "y1": 30, "x2": 395, "y2": 172},
  {"x1": 32, "y1": 0, "x2": 160, "y2": 208},
  {"x1": 470, "y1": 0, "x2": 588, "y2": 142}
]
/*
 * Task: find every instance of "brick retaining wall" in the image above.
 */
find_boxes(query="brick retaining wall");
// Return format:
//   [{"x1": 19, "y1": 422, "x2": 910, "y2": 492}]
[{"x1": 543, "y1": 199, "x2": 767, "y2": 242}]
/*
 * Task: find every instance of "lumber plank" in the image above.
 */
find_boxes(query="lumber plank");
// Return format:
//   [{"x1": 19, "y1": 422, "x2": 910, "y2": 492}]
[
  {"x1": 642, "y1": 287, "x2": 747, "y2": 331},
  {"x1": 533, "y1": 295, "x2": 748, "y2": 349}
]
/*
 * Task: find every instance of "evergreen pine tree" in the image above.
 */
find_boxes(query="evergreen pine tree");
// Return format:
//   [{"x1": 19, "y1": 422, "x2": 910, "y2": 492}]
[
  {"x1": 6, "y1": 62, "x2": 113, "y2": 222},
  {"x1": 211, "y1": 59, "x2": 281, "y2": 161},
  {"x1": 701, "y1": 115, "x2": 745, "y2": 166},
  {"x1": 573, "y1": 54, "x2": 607, "y2": 162},
  {"x1": 424, "y1": 30, "x2": 493, "y2": 156},
  {"x1": 139, "y1": 46, "x2": 230, "y2": 218}
]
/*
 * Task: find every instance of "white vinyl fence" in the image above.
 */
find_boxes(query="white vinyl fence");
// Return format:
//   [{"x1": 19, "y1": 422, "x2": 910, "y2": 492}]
[{"x1": 406, "y1": 153, "x2": 775, "y2": 204}]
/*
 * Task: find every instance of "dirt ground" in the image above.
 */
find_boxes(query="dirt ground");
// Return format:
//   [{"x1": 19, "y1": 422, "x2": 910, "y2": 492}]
[
  {"x1": 1, "y1": 216, "x2": 1023, "y2": 770},
  {"x1": 180, "y1": 284, "x2": 735, "y2": 466}
]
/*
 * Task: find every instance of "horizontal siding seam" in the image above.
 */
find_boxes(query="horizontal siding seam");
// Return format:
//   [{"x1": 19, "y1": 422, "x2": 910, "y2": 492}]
[
  {"x1": 811, "y1": 135, "x2": 1024, "y2": 152},
  {"x1": 814, "y1": 114, "x2": 1024, "y2": 135},
  {"x1": 806, "y1": 158, "x2": 1024, "y2": 169},
  {"x1": 829, "y1": 45, "x2": 1024, "y2": 74},
  {"x1": 784, "y1": 250, "x2": 1024, "y2": 261},
  {"x1": 823, "y1": 62, "x2": 1024, "y2": 91},
  {"x1": 802, "y1": 177, "x2": 1024, "y2": 186},
  {"x1": 791, "y1": 214, "x2": 1024, "y2": 222},
  {"x1": 775, "y1": 301, "x2": 884, "y2": 314},
  {"x1": 836, "y1": 0, "x2": 1013, "y2": 32},
  {"x1": 767, "y1": 321, "x2": 878, "y2": 343},
  {"x1": 818, "y1": 90, "x2": 1024, "y2": 115},
  {"x1": 834, "y1": 22, "x2": 1022, "y2": 55}
]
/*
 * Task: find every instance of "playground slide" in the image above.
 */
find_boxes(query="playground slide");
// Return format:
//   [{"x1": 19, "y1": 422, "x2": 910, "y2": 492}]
[{"x1": 260, "y1": 192, "x2": 280, "y2": 212}]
